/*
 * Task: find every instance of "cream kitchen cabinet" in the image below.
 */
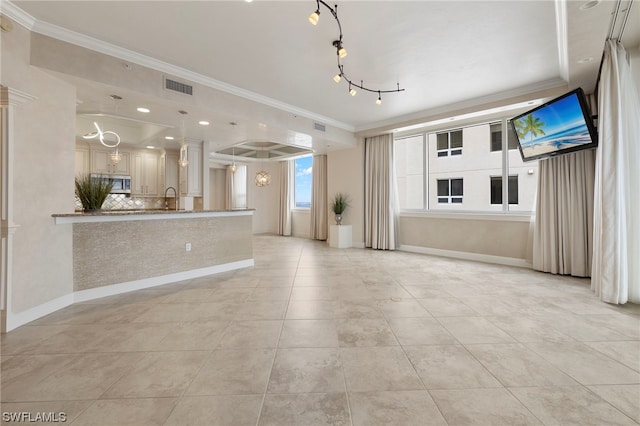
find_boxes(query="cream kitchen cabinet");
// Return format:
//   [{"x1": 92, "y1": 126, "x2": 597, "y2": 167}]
[
  {"x1": 164, "y1": 151, "x2": 179, "y2": 192},
  {"x1": 75, "y1": 146, "x2": 90, "y2": 177},
  {"x1": 131, "y1": 151, "x2": 160, "y2": 196},
  {"x1": 91, "y1": 148, "x2": 131, "y2": 175},
  {"x1": 179, "y1": 143, "x2": 202, "y2": 196}
]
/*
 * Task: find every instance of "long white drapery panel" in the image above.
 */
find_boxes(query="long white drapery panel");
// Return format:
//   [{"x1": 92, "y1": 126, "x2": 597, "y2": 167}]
[
  {"x1": 310, "y1": 155, "x2": 327, "y2": 240},
  {"x1": 592, "y1": 40, "x2": 640, "y2": 304},
  {"x1": 533, "y1": 150, "x2": 595, "y2": 276},
  {"x1": 277, "y1": 160, "x2": 293, "y2": 236},
  {"x1": 224, "y1": 166, "x2": 234, "y2": 210},
  {"x1": 364, "y1": 134, "x2": 398, "y2": 250}
]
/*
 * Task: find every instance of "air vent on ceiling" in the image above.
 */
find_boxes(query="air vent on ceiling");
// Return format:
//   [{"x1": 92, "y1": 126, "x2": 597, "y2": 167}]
[
  {"x1": 164, "y1": 77, "x2": 193, "y2": 95},
  {"x1": 314, "y1": 122, "x2": 326, "y2": 132}
]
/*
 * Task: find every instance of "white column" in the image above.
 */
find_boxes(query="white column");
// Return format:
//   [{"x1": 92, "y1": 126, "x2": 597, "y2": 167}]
[{"x1": 1, "y1": 86, "x2": 36, "y2": 332}]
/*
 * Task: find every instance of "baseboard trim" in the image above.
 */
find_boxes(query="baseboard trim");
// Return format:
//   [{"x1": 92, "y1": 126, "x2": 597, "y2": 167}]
[
  {"x1": 74, "y1": 259, "x2": 254, "y2": 303},
  {"x1": 399, "y1": 245, "x2": 532, "y2": 268},
  {"x1": 4, "y1": 259, "x2": 254, "y2": 332},
  {"x1": 4, "y1": 293, "x2": 75, "y2": 333}
]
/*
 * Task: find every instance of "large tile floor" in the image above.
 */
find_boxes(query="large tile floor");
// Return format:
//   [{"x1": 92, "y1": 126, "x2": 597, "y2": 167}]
[{"x1": 2, "y1": 235, "x2": 639, "y2": 425}]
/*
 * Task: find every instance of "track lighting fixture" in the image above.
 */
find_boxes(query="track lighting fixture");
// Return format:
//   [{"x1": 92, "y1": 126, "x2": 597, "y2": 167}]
[
  {"x1": 309, "y1": 9, "x2": 320, "y2": 25},
  {"x1": 309, "y1": 0, "x2": 404, "y2": 104}
]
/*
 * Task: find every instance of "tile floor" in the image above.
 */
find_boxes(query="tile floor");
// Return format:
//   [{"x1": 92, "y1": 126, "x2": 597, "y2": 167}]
[{"x1": 1, "y1": 235, "x2": 639, "y2": 425}]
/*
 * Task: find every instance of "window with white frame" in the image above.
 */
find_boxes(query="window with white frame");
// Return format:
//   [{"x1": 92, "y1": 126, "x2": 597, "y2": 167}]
[
  {"x1": 394, "y1": 116, "x2": 539, "y2": 213},
  {"x1": 294, "y1": 156, "x2": 312, "y2": 208},
  {"x1": 490, "y1": 122, "x2": 518, "y2": 152},
  {"x1": 436, "y1": 129, "x2": 463, "y2": 157},
  {"x1": 437, "y1": 178, "x2": 463, "y2": 203},
  {"x1": 490, "y1": 175, "x2": 518, "y2": 205}
]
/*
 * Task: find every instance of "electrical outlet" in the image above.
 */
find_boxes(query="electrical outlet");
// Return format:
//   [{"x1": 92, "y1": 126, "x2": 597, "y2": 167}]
[{"x1": 185, "y1": 242, "x2": 191, "y2": 252}]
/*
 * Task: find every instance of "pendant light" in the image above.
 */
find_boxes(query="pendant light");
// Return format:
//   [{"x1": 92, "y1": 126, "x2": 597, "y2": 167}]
[
  {"x1": 229, "y1": 146, "x2": 237, "y2": 173},
  {"x1": 255, "y1": 149, "x2": 271, "y2": 187},
  {"x1": 178, "y1": 111, "x2": 189, "y2": 168}
]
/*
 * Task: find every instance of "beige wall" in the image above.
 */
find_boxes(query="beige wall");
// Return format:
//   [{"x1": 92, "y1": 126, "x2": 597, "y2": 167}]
[
  {"x1": 327, "y1": 140, "x2": 365, "y2": 246},
  {"x1": 2, "y1": 23, "x2": 76, "y2": 313},
  {"x1": 399, "y1": 215, "x2": 531, "y2": 261},
  {"x1": 247, "y1": 161, "x2": 280, "y2": 234},
  {"x1": 291, "y1": 209, "x2": 310, "y2": 238}
]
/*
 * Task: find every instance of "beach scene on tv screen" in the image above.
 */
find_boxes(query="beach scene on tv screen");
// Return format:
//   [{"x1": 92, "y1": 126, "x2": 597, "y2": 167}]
[{"x1": 514, "y1": 93, "x2": 593, "y2": 158}]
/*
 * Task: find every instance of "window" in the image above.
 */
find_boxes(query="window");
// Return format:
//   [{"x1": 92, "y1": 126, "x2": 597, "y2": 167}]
[
  {"x1": 395, "y1": 116, "x2": 539, "y2": 213},
  {"x1": 490, "y1": 122, "x2": 519, "y2": 152},
  {"x1": 436, "y1": 130, "x2": 462, "y2": 157},
  {"x1": 490, "y1": 175, "x2": 518, "y2": 205},
  {"x1": 437, "y1": 178, "x2": 463, "y2": 203},
  {"x1": 294, "y1": 156, "x2": 312, "y2": 208}
]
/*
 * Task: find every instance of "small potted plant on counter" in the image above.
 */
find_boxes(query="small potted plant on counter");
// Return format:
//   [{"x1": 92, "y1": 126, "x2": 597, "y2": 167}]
[
  {"x1": 330, "y1": 192, "x2": 349, "y2": 225},
  {"x1": 75, "y1": 174, "x2": 114, "y2": 213}
]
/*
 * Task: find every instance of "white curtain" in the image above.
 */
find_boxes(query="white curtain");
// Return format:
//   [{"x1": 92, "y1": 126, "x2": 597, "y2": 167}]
[
  {"x1": 224, "y1": 166, "x2": 234, "y2": 210},
  {"x1": 310, "y1": 154, "x2": 328, "y2": 240},
  {"x1": 225, "y1": 165, "x2": 247, "y2": 210},
  {"x1": 277, "y1": 160, "x2": 293, "y2": 236},
  {"x1": 365, "y1": 134, "x2": 399, "y2": 250},
  {"x1": 592, "y1": 40, "x2": 640, "y2": 304},
  {"x1": 533, "y1": 150, "x2": 595, "y2": 276}
]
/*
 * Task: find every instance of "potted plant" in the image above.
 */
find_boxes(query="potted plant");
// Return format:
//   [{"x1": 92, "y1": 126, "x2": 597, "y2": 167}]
[
  {"x1": 75, "y1": 174, "x2": 114, "y2": 213},
  {"x1": 330, "y1": 192, "x2": 349, "y2": 225}
]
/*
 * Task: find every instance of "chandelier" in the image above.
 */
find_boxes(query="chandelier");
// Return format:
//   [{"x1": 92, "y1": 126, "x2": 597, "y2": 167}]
[
  {"x1": 255, "y1": 170, "x2": 271, "y2": 187},
  {"x1": 83, "y1": 121, "x2": 122, "y2": 164},
  {"x1": 308, "y1": 0, "x2": 405, "y2": 104}
]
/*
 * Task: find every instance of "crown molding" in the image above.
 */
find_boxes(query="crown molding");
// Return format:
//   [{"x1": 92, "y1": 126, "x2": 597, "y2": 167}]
[
  {"x1": 5, "y1": 1, "x2": 354, "y2": 133},
  {"x1": 0, "y1": 0, "x2": 36, "y2": 30}
]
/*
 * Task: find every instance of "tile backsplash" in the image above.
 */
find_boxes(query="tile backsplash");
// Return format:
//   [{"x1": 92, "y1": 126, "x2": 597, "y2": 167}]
[{"x1": 75, "y1": 194, "x2": 175, "y2": 211}]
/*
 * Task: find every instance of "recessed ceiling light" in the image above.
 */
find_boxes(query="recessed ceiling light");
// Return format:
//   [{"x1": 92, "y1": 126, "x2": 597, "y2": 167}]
[
  {"x1": 577, "y1": 57, "x2": 594, "y2": 63},
  {"x1": 137, "y1": 107, "x2": 150, "y2": 113},
  {"x1": 165, "y1": 136, "x2": 175, "y2": 140},
  {"x1": 580, "y1": 0, "x2": 601, "y2": 10},
  {"x1": 146, "y1": 145, "x2": 155, "y2": 149},
  {"x1": 199, "y1": 121, "x2": 210, "y2": 126}
]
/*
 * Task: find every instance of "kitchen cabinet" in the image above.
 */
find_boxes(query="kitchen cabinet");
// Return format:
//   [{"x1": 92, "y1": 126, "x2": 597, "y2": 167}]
[
  {"x1": 164, "y1": 151, "x2": 179, "y2": 193},
  {"x1": 75, "y1": 146, "x2": 90, "y2": 177},
  {"x1": 131, "y1": 150, "x2": 160, "y2": 196},
  {"x1": 179, "y1": 143, "x2": 202, "y2": 196},
  {"x1": 91, "y1": 148, "x2": 130, "y2": 175}
]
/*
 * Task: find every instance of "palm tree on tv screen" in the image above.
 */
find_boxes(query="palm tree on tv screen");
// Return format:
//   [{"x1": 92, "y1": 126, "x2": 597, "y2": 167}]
[{"x1": 516, "y1": 114, "x2": 546, "y2": 145}]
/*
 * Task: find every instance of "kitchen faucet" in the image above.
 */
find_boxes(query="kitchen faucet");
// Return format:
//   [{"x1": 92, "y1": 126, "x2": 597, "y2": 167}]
[{"x1": 164, "y1": 187, "x2": 177, "y2": 210}]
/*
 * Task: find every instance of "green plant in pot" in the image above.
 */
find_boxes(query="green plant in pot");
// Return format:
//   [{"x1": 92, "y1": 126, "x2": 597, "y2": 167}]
[
  {"x1": 330, "y1": 192, "x2": 349, "y2": 225},
  {"x1": 75, "y1": 174, "x2": 114, "y2": 213}
]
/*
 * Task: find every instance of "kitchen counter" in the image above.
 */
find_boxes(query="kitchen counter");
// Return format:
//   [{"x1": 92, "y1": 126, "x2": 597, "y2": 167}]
[
  {"x1": 53, "y1": 209, "x2": 254, "y2": 224},
  {"x1": 53, "y1": 208, "x2": 254, "y2": 299}
]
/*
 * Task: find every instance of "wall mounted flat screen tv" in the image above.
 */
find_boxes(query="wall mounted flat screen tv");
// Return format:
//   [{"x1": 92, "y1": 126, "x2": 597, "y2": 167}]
[{"x1": 510, "y1": 88, "x2": 598, "y2": 162}]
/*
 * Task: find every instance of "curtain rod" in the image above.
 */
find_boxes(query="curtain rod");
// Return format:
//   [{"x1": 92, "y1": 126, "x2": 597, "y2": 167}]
[{"x1": 595, "y1": 0, "x2": 634, "y2": 97}]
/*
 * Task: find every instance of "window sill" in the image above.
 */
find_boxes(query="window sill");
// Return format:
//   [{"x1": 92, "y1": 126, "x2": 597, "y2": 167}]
[{"x1": 399, "y1": 211, "x2": 533, "y2": 222}]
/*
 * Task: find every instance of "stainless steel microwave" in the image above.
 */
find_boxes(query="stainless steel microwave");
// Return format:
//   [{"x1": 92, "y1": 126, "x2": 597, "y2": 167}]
[{"x1": 90, "y1": 174, "x2": 131, "y2": 194}]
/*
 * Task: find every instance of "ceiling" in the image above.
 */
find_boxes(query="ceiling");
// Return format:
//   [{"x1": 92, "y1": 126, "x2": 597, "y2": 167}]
[{"x1": 4, "y1": 0, "x2": 639, "y2": 158}]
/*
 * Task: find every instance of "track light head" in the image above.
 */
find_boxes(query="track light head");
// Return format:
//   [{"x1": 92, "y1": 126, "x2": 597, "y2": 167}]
[
  {"x1": 376, "y1": 97, "x2": 382, "y2": 105},
  {"x1": 332, "y1": 40, "x2": 347, "y2": 58},
  {"x1": 309, "y1": 10, "x2": 320, "y2": 25},
  {"x1": 333, "y1": 74, "x2": 342, "y2": 83},
  {"x1": 349, "y1": 87, "x2": 357, "y2": 96}
]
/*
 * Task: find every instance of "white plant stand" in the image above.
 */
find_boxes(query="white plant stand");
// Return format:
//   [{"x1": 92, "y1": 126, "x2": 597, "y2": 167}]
[{"x1": 329, "y1": 224, "x2": 352, "y2": 248}]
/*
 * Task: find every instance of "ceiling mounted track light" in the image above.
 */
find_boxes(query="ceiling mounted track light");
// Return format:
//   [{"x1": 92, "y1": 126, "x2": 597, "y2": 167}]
[{"x1": 309, "y1": 0, "x2": 404, "y2": 104}]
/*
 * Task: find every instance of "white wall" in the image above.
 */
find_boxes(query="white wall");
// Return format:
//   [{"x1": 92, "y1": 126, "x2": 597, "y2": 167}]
[{"x1": 2, "y1": 22, "x2": 76, "y2": 324}]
